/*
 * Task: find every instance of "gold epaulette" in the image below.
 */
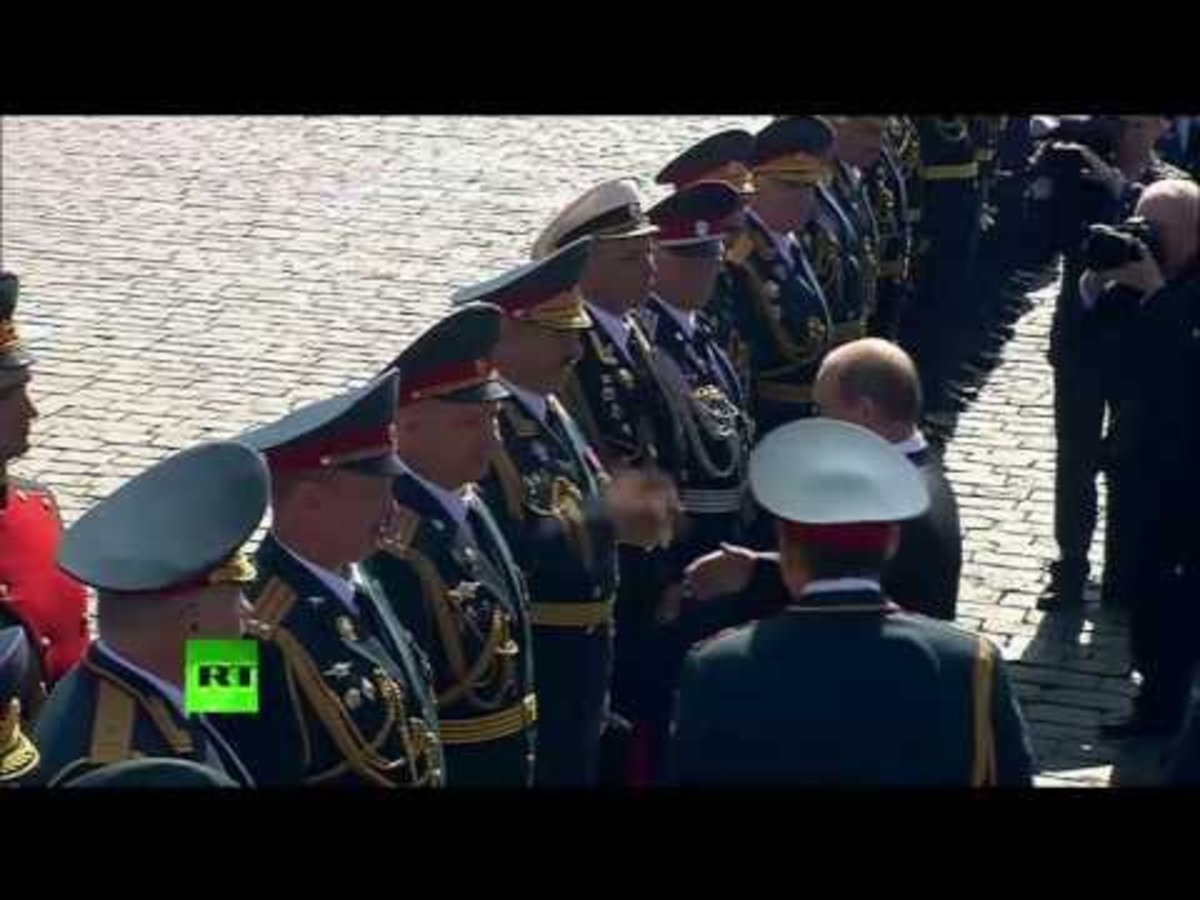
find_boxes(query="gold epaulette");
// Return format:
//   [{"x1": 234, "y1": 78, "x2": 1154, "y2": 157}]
[
  {"x1": 503, "y1": 400, "x2": 541, "y2": 439},
  {"x1": 250, "y1": 577, "x2": 298, "y2": 630}
]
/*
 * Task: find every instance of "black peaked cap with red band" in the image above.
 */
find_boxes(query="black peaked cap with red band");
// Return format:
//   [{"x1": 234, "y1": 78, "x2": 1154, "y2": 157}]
[
  {"x1": 239, "y1": 371, "x2": 405, "y2": 477},
  {"x1": 647, "y1": 181, "x2": 743, "y2": 247},
  {"x1": 385, "y1": 303, "x2": 510, "y2": 406}
]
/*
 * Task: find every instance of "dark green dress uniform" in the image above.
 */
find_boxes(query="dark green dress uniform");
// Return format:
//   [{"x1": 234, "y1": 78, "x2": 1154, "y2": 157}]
[
  {"x1": 222, "y1": 374, "x2": 445, "y2": 787},
  {"x1": 1, "y1": 625, "x2": 41, "y2": 785},
  {"x1": 530, "y1": 183, "x2": 691, "y2": 786},
  {"x1": 715, "y1": 118, "x2": 838, "y2": 434},
  {"x1": 360, "y1": 304, "x2": 536, "y2": 786},
  {"x1": 531, "y1": 179, "x2": 682, "y2": 474},
  {"x1": 671, "y1": 418, "x2": 1036, "y2": 786},
  {"x1": 904, "y1": 116, "x2": 982, "y2": 414},
  {"x1": 805, "y1": 177, "x2": 875, "y2": 349},
  {"x1": 454, "y1": 239, "x2": 619, "y2": 787},
  {"x1": 32, "y1": 441, "x2": 270, "y2": 788},
  {"x1": 35, "y1": 642, "x2": 253, "y2": 787},
  {"x1": 655, "y1": 130, "x2": 757, "y2": 389},
  {"x1": 863, "y1": 127, "x2": 913, "y2": 340},
  {"x1": 672, "y1": 588, "x2": 1035, "y2": 785},
  {"x1": 223, "y1": 534, "x2": 444, "y2": 786}
]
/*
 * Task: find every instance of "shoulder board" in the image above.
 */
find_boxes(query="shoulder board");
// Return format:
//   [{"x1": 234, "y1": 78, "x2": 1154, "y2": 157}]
[
  {"x1": 379, "y1": 504, "x2": 421, "y2": 556},
  {"x1": 503, "y1": 399, "x2": 541, "y2": 439},
  {"x1": 725, "y1": 232, "x2": 756, "y2": 266},
  {"x1": 249, "y1": 576, "x2": 299, "y2": 630}
]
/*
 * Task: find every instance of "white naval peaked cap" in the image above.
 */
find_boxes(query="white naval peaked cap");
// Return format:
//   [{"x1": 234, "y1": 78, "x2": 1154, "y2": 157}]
[
  {"x1": 530, "y1": 178, "x2": 659, "y2": 261},
  {"x1": 750, "y1": 418, "x2": 929, "y2": 525}
]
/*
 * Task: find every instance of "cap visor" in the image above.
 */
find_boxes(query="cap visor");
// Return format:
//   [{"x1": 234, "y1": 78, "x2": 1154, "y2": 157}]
[
  {"x1": 441, "y1": 379, "x2": 511, "y2": 403},
  {"x1": 596, "y1": 222, "x2": 660, "y2": 241},
  {"x1": 344, "y1": 454, "x2": 408, "y2": 478}
]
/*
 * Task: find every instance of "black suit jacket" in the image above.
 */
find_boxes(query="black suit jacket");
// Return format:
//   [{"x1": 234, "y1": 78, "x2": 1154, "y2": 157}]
[{"x1": 886, "y1": 445, "x2": 962, "y2": 621}]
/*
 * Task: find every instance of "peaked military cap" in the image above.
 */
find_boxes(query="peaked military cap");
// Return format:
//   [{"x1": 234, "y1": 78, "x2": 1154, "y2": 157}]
[
  {"x1": 0, "y1": 626, "x2": 40, "y2": 784},
  {"x1": 647, "y1": 181, "x2": 743, "y2": 248},
  {"x1": 66, "y1": 756, "x2": 240, "y2": 788},
  {"x1": 750, "y1": 419, "x2": 929, "y2": 528},
  {"x1": 385, "y1": 303, "x2": 510, "y2": 406},
  {"x1": 752, "y1": 116, "x2": 836, "y2": 185},
  {"x1": 0, "y1": 273, "x2": 34, "y2": 372},
  {"x1": 655, "y1": 129, "x2": 756, "y2": 193},
  {"x1": 452, "y1": 237, "x2": 593, "y2": 331},
  {"x1": 531, "y1": 179, "x2": 658, "y2": 260},
  {"x1": 240, "y1": 371, "x2": 405, "y2": 476},
  {"x1": 59, "y1": 441, "x2": 270, "y2": 595}
]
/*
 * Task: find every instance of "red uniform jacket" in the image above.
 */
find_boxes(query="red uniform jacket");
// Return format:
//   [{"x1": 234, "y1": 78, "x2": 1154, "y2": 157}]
[{"x1": 0, "y1": 478, "x2": 90, "y2": 684}]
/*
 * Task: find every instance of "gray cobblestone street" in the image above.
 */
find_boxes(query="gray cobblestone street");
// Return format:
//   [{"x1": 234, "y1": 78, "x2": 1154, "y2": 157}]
[{"x1": 1, "y1": 116, "x2": 1164, "y2": 787}]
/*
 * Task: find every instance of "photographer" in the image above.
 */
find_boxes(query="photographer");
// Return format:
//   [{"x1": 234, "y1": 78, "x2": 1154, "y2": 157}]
[
  {"x1": 1081, "y1": 179, "x2": 1200, "y2": 738},
  {"x1": 1030, "y1": 116, "x2": 1188, "y2": 610}
]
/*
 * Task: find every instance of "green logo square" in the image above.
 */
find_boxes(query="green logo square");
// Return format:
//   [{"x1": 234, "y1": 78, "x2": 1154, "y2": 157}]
[{"x1": 185, "y1": 639, "x2": 259, "y2": 715}]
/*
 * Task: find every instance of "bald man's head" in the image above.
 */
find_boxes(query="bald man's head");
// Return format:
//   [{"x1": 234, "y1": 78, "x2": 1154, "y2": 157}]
[
  {"x1": 813, "y1": 339, "x2": 922, "y2": 442},
  {"x1": 1135, "y1": 179, "x2": 1200, "y2": 278}
]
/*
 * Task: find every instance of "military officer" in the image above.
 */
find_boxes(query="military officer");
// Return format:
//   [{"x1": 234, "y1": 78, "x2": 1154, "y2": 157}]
[
  {"x1": 601, "y1": 181, "x2": 756, "y2": 783},
  {"x1": 1, "y1": 625, "x2": 41, "y2": 784},
  {"x1": 532, "y1": 178, "x2": 680, "y2": 475},
  {"x1": 903, "y1": 116, "x2": 983, "y2": 427},
  {"x1": 530, "y1": 182, "x2": 689, "y2": 783},
  {"x1": 641, "y1": 181, "x2": 754, "y2": 569},
  {"x1": 830, "y1": 117, "x2": 910, "y2": 340},
  {"x1": 670, "y1": 418, "x2": 1036, "y2": 786},
  {"x1": 0, "y1": 272, "x2": 90, "y2": 706},
  {"x1": 220, "y1": 372, "x2": 445, "y2": 787},
  {"x1": 453, "y1": 238, "x2": 679, "y2": 786},
  {"x1": 32, "y1": 441, "x2": 267, "y2": 787},
  {"x1": 713, "y1": 116, "x2": 835, "y2": 434},
  {"x1": 800, "y1": 117, "x2": 877, "y2": 350},
  {"x1": 359, "y1": 304, "x2": 537, "y2": 786},
  {"x1": 655, "y1": 128, "x2": 757, "y2": 390}
]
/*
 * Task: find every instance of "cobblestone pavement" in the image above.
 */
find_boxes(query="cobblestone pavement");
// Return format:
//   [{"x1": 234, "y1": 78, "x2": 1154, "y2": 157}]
[{"x1": 0, "y1": 116, "x2": 1167, "y2": 787}]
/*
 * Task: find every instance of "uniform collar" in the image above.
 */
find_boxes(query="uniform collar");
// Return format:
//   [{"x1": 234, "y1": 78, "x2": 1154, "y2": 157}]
[
  {"x1": 893, "y1": 429, "x2": 928, "y2": 457},
  {"x1": 586, "y1": 301, "x2": 632, "y2": 351},
  {"x1": 746, "y1": 208, "x2": 793, "y2": 262},
  {"x1": 399, "y1": 464, "x2": 469, "y2": 530},
  {"x1": 273, "y1": 536, "x2": 358, "y2": 617},
  {"x1": 94, "y1": 640, "x2": 188, "y2": 717},
  {"x1": 653, "y1": 294, "x2": 698, "y2": 339},
  {"x1": 505, "y1": 380, "x2": 549, "y2": 424},
  {"x1": 800, "y1": 577, "x2": 883, "y2": 598}
]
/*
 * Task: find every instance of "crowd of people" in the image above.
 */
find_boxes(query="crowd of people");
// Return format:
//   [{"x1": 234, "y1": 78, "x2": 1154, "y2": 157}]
[{"x1": 1, "y1": 114, "x2": 1198, "y2": 788}]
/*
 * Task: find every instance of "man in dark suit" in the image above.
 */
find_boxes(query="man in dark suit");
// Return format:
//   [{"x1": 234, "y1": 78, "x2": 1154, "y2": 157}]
[
  {"x1": 670, "y1": 418, "x2": 1035, "y2": 786},
  {"x1": 359, "y1": 304, "x2": 537, "y2": 786},
  {"x1": 813, "y1": 338, "x2": 962, "y2": 619},
  {"x1": 33, "y1": 441, "x2": 268, "y2": 787},
  {"x1": 687, "y1": 338, "x2": 963, "y2": 622}
]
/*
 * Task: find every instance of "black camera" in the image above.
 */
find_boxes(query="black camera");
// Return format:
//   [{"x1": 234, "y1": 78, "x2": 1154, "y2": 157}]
[{"x1": 1082, "y1": 217, "x2": 1162, "y2": 270}]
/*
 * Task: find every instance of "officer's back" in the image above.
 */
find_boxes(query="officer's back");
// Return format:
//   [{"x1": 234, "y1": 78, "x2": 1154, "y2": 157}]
[
  {"x1": 675, "y1": 607, "x2": 1005, "y2": 785},
  {"x1": 671, "y1": 419, "x2": 1035, "y2": 787}
]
